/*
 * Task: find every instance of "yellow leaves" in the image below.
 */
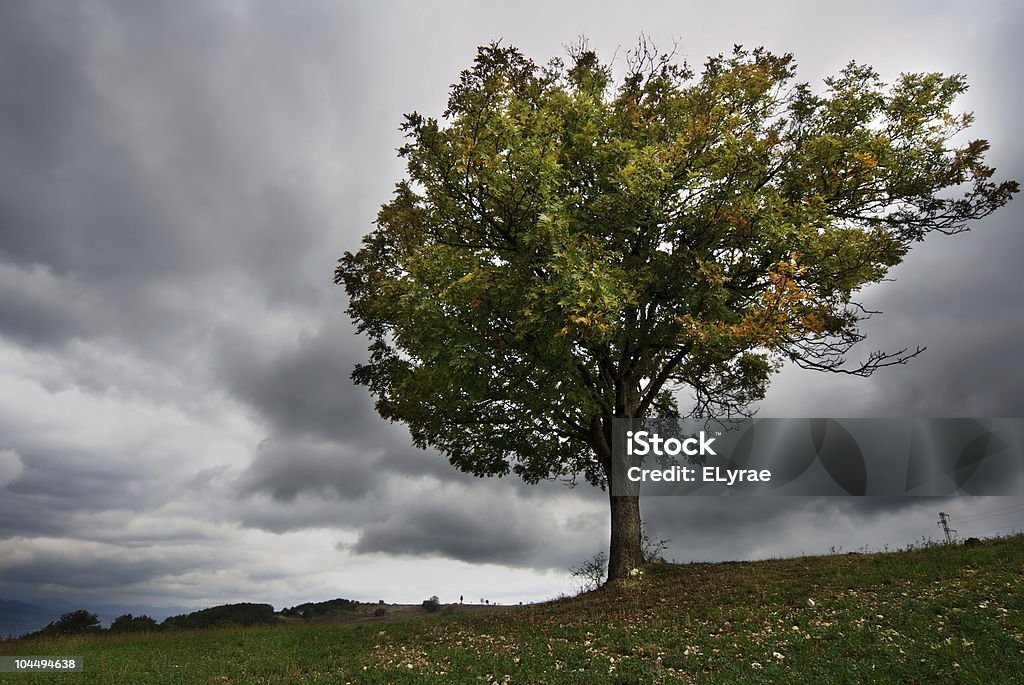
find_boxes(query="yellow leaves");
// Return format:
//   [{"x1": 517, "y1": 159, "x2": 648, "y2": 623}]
[
  {"x1": 676, "y1": 257, "x2": 823, "y2": 350},
  {"x1": 743, "y1": 260, "x2": 814, "y2": 345},
  {"x1": 799, "y1": 310, "x2": 828, "y2": 334},
  {"x1": 557, "y1": 310, "x2": 614, "y2": 338},
  {"x1": 851, "y1": 151, "x2": 878, "y2": 169}
]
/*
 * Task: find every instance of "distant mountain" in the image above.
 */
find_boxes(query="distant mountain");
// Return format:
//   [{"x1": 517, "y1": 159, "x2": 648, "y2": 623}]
[
  {"x1": 0, "y1": 599, "x2": 194, "y2": 639},
  {"x1": 0, "y1": 599, "x2": 59, "y2": 638}
]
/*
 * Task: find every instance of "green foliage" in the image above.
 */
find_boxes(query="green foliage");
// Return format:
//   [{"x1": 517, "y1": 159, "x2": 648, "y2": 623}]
[
  {"x1": 161, "y1": 603, "x2": 277, "y2": 630},
  {"x1": 422, "y1": 596, "x2": 442, "y2": 613},
  {"x1": 109, "y1": 614, "x2": 159, "y2": 633},
  {"x1": 34, "y1": 609, "x2": 101, "y2": 637},
  {"x1": 280, "y1": 598, "x2": 360, "y2": 619},
  {"x1": 337, "y1": 40, "x2": 1016, "y2": 492}
]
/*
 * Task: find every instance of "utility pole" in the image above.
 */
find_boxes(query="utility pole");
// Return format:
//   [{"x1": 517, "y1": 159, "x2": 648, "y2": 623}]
[{"x1": 938, "y1": 512, "x2": 956, "y2": 544}]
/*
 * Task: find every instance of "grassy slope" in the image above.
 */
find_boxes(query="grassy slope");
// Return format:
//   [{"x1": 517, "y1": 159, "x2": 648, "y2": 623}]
[{"x1": 1, "y1": 535, "x2": 1021, "y2": 684}]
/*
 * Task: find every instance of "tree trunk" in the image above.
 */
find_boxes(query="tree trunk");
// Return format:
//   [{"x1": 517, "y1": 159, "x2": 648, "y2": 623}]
[
  {"x1": 607, "y1": 492, "x2": 643, "y2": 581},
  {"x1": 593, "y1": 400, "x2": 644, "y2": 583}
]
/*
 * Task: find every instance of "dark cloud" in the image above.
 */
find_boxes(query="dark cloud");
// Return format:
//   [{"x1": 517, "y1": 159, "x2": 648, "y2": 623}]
[
  {"x1": 0, "y1": 549, "x2": 206, "y2": 590},
  {"x1": 219, "y1": 315, "x2": 490, "y2": 494},
  {"x1": 0, "y1": 3, "x2": 327, "y2": 279},
  {"x1": 639, "y1": 497, "x2": 944, "y2": 562},
  {"x1": 238, "y1": 437, "x2": 379, "y2": 502},
  {"x1": 0, "y1": 1, "x2": 372, "y2": 361},
  {"x1": 219, "y1": 319, "x2": 378, "y2": 446},
  {"x1": 756, "y1": 207, "x2": 1024, "y2": 420},
  {"x1": 0, "y1": 262, "x2": 102, "y2": 347},
  {"x1": 353, "y1": 504, "x2": 541, "y2": 565},
  {"x1": 0, "y1": 438, "x2": 178, "y2": 540},
  {"x1": 351, "y1": 487, "x2": 604, "y2": 569},
  {"x1": 850, "y1": 221, "x2": 1024, "y2": 418}
]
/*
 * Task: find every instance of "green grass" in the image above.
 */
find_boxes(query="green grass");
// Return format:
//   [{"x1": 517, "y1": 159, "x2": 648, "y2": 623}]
[{"x1": 2, "y1": 535, "x2": 1022, "y2": 683}]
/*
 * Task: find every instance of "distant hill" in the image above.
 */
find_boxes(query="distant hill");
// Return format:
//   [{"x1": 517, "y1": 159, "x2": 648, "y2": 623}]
[
  {"x1": 1, "y1": 597, "x2": 370, "y2": 638},
  {"x1": 162, "y1": 603, "x2": 277, "y2": 630},
  {"x1": 279, "y1": 597, "x2": 361, "y2": 619},
  {"x1": 0, "y1": 599, "x2": 58, "y2": 638}
]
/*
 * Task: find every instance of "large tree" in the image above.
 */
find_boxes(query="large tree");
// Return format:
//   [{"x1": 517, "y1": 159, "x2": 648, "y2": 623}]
[{"x1": 336, "y1": 42, "x2": 1016, "y2": 581}]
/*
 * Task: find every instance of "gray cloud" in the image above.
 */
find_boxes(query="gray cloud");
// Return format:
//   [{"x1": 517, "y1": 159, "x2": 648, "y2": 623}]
[
  {"x1": 353, "y1": 503, "x2": 544, "y2": 565},
  {"x1": 0, "y1": 262, "x2": 102, "y2": 348},
  {"x1": 219, "y1": 319, "x2": 380, "y2": 446},
  {"x1": 239, "y1": 437, "x2": 379, "y2": 502},
  {"x1": 350, "y1": 485, "x2": 605, "y2": 569},
  {"x1": 0, "y1": 547, "x2": 204, "y2": 590},
  {"x1": 640, "y1": 497, "x2": 943, "y2": 561}
]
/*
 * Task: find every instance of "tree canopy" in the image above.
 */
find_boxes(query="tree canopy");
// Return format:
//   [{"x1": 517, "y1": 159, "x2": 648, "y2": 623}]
[
  {"x1": 37, "y1": 609, "x2": 101, "y2": 636},
  {"x1": 109, "y1": 613, "x2": 159, "y2": 633},
  {"x1": 336, "y1": 41, "x2": 1016, "y2": 579}
]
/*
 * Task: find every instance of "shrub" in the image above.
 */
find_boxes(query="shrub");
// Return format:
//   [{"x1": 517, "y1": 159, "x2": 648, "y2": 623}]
[
  {"x1": 109, "y1": 614, "x2": 159, "y2": 633},
  {"x1": 570, "y1": 551, "x2": 607, "y2": 593},
  {"x1": 36, "y1": 610, "x2": 101, "y2": 636},
  {"x1": 421, "y1": 596, "x2": 441, "y2": 613},
  {"x1": 642, "y1": 522, "x2": 671, "y2": 562}
]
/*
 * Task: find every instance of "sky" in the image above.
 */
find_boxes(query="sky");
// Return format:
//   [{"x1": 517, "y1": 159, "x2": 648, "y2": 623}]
[{"x1": 1, "y1": 0, "x2": 1023, "y2": 613}]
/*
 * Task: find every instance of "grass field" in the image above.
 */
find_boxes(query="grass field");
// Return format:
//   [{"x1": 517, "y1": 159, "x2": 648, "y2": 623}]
[{"x1": 2, "y1": 535, "x2": 1022, "y2": 683}]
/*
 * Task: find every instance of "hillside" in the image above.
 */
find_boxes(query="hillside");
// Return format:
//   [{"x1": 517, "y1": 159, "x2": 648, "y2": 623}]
[{"x1": 1, "y1": 535, "x2": 1021, "y2": 683}]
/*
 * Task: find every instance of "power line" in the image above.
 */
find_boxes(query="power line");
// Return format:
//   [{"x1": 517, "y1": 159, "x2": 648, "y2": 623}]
[
  {"x1": 892, "y1": 503, "x2": 1024, "y2": 542},
  {"x1": 841, "y1": 504, "x2": 1024, "y2": 555},
  {"x1": 955, "y1": 510, "x2": 1024, "y2": 527},
  {"x1": 954, "y1": 502, "x2": 1024, "y2": 520},
  {"x1": 950, "y1": 503, "x2": 1024, "y2": 525}
]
